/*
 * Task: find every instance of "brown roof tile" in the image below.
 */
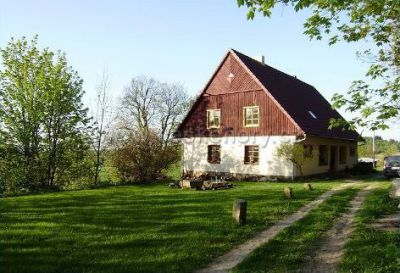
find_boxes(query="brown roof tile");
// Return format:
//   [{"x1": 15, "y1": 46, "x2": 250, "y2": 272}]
[{"x1": 232, "y1": 49, "x2": 360, "y2": 141}]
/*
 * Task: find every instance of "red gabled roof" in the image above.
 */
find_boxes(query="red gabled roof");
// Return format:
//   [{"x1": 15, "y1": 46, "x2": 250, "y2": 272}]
[{"x1": 232, "y1": 49, "x2": 360, "y2": 141}]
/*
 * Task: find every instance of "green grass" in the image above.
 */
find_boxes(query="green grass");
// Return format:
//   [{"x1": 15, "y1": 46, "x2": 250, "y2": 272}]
[
  {"x1": 0, "y1": 181, "x2": 338, "y2": 273},
  {"x1": 338, "y1": 184, "x2": 400, "y2": 273},
  {"x1": 233, "y1": 187, "x2": 360, "y2": 273}
]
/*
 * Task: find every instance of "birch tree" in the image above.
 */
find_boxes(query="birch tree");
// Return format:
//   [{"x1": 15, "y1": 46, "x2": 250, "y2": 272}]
[{"x1": 93, "y1": 70, "x2": 113, "y2": 186}]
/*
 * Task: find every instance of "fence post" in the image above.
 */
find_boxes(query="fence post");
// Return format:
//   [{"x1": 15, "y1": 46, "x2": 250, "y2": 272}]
[{"x1": 233, "y1": 199, "x2": 247, "y2": 225}]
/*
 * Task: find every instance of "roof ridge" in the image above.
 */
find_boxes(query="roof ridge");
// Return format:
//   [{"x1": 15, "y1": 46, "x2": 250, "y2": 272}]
[{"x1": 231, "y1": 48, "x2": 316, "y2": 91}]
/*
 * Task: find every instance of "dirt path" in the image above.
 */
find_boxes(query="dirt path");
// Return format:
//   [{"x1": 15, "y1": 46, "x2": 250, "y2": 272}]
[
  {"x1": 299, "y1": 184, "x2": 376, "y2": 273},
  {"x1": 195, "y1": 182, "x2": 360, "y2": 273}
]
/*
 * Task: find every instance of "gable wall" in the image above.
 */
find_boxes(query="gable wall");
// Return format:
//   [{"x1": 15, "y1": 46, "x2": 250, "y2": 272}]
[{"x1": 179, "y1": 53, "x2": 301, "y2": 137}]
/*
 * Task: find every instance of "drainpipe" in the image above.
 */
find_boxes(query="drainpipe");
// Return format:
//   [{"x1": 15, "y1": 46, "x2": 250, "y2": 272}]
[{"x1": 295, "y1": 133, "x2": 307, "y2": 143}]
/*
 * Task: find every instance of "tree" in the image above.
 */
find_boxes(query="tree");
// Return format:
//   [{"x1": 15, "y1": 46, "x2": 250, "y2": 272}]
[
  {"x1": 121, "y1": 76, "x2": 160, "y2": 130},
  {"x1": 93, "y1": 69, "x2": 113, "y2": 186},
  {"x1": 119, "y1": 76, "x2": 189, "y2": 145},
  {"x1": 111, "y1": 129, "x2": 180, "y2": 183},
  {"x1": 0, "y1": 36, "x2": 92, "y2": 192},
  {"x1": 158, "y1": 83, "x2": 189, "y2": 147},
  {"x1": 276, "y1": 141, "x2": 311, "y2": 179},
  {"x1": 0, "y1": 36, "x2": 46, "y2": 189},
  {"x1": 112, "y1": 76, "x2": 189, "y2": 182},
  {"x1": 237, "y1": 0, "x2": 400, "y2": 131}
]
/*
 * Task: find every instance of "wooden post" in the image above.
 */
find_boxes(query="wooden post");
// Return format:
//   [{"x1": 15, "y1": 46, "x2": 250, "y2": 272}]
[
  {"x1": 304, "y1": 183, "x2": 313, "y2": 191},
  {"x1": 284, "y1": 187, "x2": 293, "y2": 199},
  {"x1": 232, "y1": 199, "x2": 247, "y2": 225},
  {"x1": 390, "y1": 178, "x2": 400, "y2": 199}
]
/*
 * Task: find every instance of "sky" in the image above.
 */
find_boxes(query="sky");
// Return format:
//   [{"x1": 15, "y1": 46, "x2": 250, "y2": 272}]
[{"x1": 1, "y1": 0, "x2": 399, "y2": 140}]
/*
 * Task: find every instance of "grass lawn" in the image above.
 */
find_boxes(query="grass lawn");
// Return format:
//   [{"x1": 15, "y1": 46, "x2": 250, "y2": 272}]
[
  {"x1": 339, "y1": 184, "x2": 400, "y2": 273},
  {"x1": 1, "y1": 181, "x2": 339, "y2": 273},
  {"x1": 232, "y1": 187, "x2": 360, "y2": 273}
]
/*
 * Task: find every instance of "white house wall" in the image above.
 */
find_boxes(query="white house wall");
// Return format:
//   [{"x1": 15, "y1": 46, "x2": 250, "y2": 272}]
[{"x1": 181, "y1": 136, "x2": 296, "y2": 177}]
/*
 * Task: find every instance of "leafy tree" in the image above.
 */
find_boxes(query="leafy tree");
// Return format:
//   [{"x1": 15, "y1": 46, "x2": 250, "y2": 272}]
[
  {"x1": 0, "y1": 36, "x2": 92, "y2": 192},
  {"x1": 276, "y1": 141, "x2": 312, "y2": 179},
  {"x1": 237, "y1": 0, "x2": 400, "y2": 131},
  {"x1": 111, "y1": 129, "x2": 180, "y2": 183},
  {"x1": 359, "y1": 135, "x2": 400, "y2": 157},
  {"x1": 0, "y1": 36, "x2": 46, "y2": 189},
  {"x1": 111, "y1": 76, "x2": 189, "y2": 182}
]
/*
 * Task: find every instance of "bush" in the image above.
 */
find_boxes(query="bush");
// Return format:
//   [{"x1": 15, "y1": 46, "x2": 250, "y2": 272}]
[{"x1": 112, "y1": 129, "x2": 180, "y2": 183}]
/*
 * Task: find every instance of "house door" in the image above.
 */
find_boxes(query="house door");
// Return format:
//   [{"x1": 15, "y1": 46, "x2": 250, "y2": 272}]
[{"x1": 330, "y1": 146, "x2": 338, "y2": 172}]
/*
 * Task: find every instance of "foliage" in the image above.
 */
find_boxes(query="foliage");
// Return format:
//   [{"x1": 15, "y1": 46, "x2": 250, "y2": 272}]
[
  {"x1": 276, "y1": 140, "x2": 311, "y2": 178},
  {"x1": 237, "y1": 0, "x2": 400, "y2": 131},
  {"x1": 111, "y1": 129, "x2": 180, "y2": 183},
  {"x1": 0, "y1": 181, "x2": 338, "y2": 273},
  {"x1": 359, "y1": 135, "x2": 400, "y2": 158},
  {"x1": 0, "y1": 36, "x2": 93, "y2": 193},
  {"x1": 111, "y1": 76, "x2": 189, "y2": 182}
]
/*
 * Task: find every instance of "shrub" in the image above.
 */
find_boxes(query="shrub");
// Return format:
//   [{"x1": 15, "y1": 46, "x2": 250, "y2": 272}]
[{"x1": 112, "y1": 129, "x2": 180, "y2": 183}]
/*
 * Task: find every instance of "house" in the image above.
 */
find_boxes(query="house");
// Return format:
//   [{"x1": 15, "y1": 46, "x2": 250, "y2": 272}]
[{"x1": 175, "y1": 49, "x2": 360, "y2": 179}]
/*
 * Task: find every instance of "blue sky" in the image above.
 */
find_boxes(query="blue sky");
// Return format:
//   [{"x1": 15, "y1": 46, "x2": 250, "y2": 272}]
[{"x1": 1, "y1": 0, "x2": 399, "y2": 140}]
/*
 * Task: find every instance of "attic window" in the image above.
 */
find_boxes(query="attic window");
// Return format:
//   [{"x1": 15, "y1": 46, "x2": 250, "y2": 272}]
[
  {"x1": 227, "y1": 73, "x2": 235, "y2": 83},
  {"x1": 308, "y1": 111, "x2": 317, "y2": 119},
  {"x1": 207, "y1": 109, "x2": 221, "y2": 129}
]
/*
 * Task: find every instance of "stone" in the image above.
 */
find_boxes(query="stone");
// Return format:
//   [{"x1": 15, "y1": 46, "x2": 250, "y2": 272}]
[
  {"x1": 233, "y1": 199, "x2": 247, "y2": 225},
  {"x1": 284, "y1": 187, "x2": 293, "y2": 199},
  {"x1": 304, "y1": 183, "x2": 313, "y2": 191},
  {"x1": 168, "y1": 182, "x2": 179, "y2": 188}
]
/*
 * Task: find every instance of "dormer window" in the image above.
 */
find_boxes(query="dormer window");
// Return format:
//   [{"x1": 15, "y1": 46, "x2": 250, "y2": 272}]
[
  {"x1": 308, "y1": 110, "x2": 317, "y2": 119},
  {"x1": 243, "y1": 106, "x2": 259, "y2": 127},
  {"x1": 207, "y1": 109, "x2": 221, "y2": 129}
]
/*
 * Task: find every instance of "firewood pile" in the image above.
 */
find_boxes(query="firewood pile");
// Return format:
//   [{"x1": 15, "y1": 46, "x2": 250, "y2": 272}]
[
  {"x1": 169, "y1": 177, "x2": 233, "y2": 190},
  {"x1": 201, "y1": 180, "x2": 233, "y2": 190}
]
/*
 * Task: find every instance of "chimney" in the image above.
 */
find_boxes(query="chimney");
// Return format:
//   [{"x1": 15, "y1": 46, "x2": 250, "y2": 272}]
[{"x1": 254, "y1": 55, "x2": 265, "y2": 65}]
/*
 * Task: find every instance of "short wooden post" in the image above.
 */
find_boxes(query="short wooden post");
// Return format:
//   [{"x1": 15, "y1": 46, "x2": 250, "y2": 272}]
[
  {"x1": 232, "y1": 199, "x2": 247, "y2": 225},
  {"x1": 284, "y1": 187, "x2": 293, "y2": 199},
  {"x1": 304, "y1": 183, "x2": 313, "y2": 191},
  {"x1": 390, "y1": 178, "x2": 400, "y2": 199}
]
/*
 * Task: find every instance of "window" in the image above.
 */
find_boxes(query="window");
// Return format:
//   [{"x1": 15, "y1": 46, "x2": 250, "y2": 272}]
[
  {"x1": 244, "y1": 145, "x2": 259, "y2": 164},
  {"x1": 308, "y1": 110, "x2": 317, "y2": 119},
  {"x1": 243, "y1": 106, "x2": 259, "y2": 127},
  {"x1": 339, "y1": 146, "x2": 347, "y2": 164},
  {"x1": 319, "y1": 145, "x2": 329, "y2": 166},
  {"x1": 207, "y1": 109, "x2": 221, "y2": 129},
  {"x1": 207, "y1": 145, "x2": 221, "y2": 164},
  {"x1": 303, "y1": 144, "x2": 313, "y2": 158},
  {"x1": 349, "y1": 146, "x2": 356, "y2": 157}
]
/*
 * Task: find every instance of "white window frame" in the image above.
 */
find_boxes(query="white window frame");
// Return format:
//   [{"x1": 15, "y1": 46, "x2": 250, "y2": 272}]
[
  {"x1": 206, "y1": 109, "x2": 221, "y2": 129},
  {"x1": 243, "y1": 106, "x2": 260, "y2": 127}
]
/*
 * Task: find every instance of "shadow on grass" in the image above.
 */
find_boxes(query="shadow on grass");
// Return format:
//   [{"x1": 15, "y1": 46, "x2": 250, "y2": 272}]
[{"x1": 1, "y1": 182, "x2": 338, "y2": 273}]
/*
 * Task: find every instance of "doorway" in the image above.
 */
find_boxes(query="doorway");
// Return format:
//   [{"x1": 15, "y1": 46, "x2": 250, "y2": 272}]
[{"x1": 330, "y1": 146, "x2": 338, "y2": 172}]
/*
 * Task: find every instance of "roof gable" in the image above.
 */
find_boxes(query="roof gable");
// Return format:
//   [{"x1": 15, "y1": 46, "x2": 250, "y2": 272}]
[
  {"x1": 176, "y1": 50, "x2": 302, "y2": 136},
  {"x1": 177, "y1": 49, "x2": 359, "y2": 141},
  {"x1": 232, "y1": 49, "x2": 360, "y2": 141}
]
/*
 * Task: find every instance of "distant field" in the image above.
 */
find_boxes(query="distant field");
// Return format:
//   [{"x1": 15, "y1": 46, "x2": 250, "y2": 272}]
[{"x1": 0, "y1": 181, "x2": 339, "y2": 273}]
